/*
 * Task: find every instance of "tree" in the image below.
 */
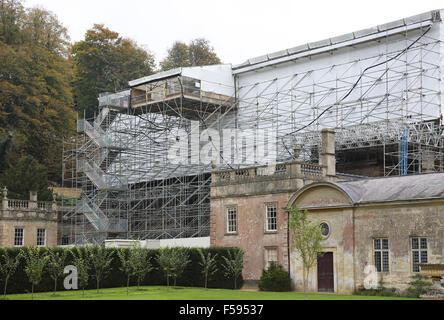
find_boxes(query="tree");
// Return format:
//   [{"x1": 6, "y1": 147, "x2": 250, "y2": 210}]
[
  {"x1": 197, "y1": 249, "x2": 218, "y2": 289},
  {"x1": 160, "y1": 38, "x2": 221, "y2": 71},
  {"x1": 0, "y1": 155, "x2": 52, "y2": 200},
  {"x1": 0, "y1": 249, "x2": 20, "y2": 299},
  {"x1": 159, "y1": 41, "x2": 190, "y2": 71},
  {"x1": 0, "y1": 0, "x2": 75, "y2": 183},
  {"x1": 117, "y1": 245, "x2": 153, "y2": 294},
  {"x1": 221, "y1": 248, "x2": 244, "y2": 290},
  {"x1": 157, "y1": 248, "x2": 189, "y2": 287},
  {"x1": 117, "y1": 249, "x2": 132, "y2": 295},
  {"x1": 189, "y1": 38, "x2": 221, "y2": 66},
  {"x1": 171, "y1": 248, "x2": 190, "y2": 287},
  {"x1": 130, "y1": 244, "x2": 153, "y2": 290},
  {"x1": 70, "y1": 247, "x2": 90, "y2": 297},
  {"x1": 47, "y1": 249, "x2": 68, "y2": 296},
  {"x1": 288, "y1": 206, "x2": 324, "y2": 300},
  {"x1": 89, "y1": 246, "x2": 114, "y2": 293},
  {"x1": 72, "y1": 24, "x2": 156, "y2": 118},
  {"x1": 21, "y1": 247, "x2": 49, "y2": 300}
]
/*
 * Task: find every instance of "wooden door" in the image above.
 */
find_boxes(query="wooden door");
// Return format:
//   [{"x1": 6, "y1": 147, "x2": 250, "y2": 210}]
[{"x1": 317, "y1": 252, "x2": 334, "y2": 292}]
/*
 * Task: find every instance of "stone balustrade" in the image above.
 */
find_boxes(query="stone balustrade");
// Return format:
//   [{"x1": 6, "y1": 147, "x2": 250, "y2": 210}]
[
  {"x1": 212, "y1": 161, "x2": 327, "y2": 184},
  {"x1": 1, "y1": 188, "x2": 57, "y2": 212}
]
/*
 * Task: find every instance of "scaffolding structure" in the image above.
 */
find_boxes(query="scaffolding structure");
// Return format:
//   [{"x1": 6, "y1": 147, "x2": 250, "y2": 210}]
[{"x1": 61, "y1": 17, "x2": 444, "y2": 245}]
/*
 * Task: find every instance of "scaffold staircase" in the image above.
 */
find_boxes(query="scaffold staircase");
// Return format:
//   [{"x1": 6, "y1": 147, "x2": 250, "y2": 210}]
[{"x1": 76, "y1": 106, "x2": 128, "y2": 234}]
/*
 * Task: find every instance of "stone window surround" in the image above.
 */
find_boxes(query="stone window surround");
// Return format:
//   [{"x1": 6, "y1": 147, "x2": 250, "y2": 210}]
[
  {"x1": 373, "y1": 238, "x2": 390, "y2": 273},
  {"x1": 225, "y1": 205, "x2": 238, "y2": 236},
  {"x1": 320, "y1": 221, "x2": 331, "y2": 240},
  {"x1": 264, "y1": 202, "x2": 278, "y2": 233},
  {"x1": 37, "y1": 228, "x2": 46, "y2": 247},
  {"x1": 264, "y1": 246, "x2": 279, "y2": 270},
  {"x1": 14, "y1": 227, "x2": 24, "y2": 247},
  {"x1": 411, "y1": 236, "x2": 428, "y2": 273}
]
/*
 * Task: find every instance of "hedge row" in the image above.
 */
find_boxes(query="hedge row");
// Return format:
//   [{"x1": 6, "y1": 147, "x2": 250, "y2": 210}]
[{"x1": 0, "y1": 247, "x2": 244, "y2": 295}]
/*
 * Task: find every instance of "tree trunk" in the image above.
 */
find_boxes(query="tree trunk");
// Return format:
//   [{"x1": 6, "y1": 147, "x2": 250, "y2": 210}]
[
  {"x1": 53, "y1": 279, "x2": 57, "y2": 296},
  {"x1": 303, "y1": 267, "x2": 308, "y2": 300},
  {"x1": 234, "y1": 276, "x2": 237, "y2": 290},
  {"x1": 3, "y1": 276, "x2": 9, "y2": 299},
  {"x1": 32, "y1": 283, "x2": 34, "y2": 301},
  {"x1": 127, "y1": 275, "x2": 130, "y2": 295},
  {"x1": 82, "y1": 287, "x2": 85, "y2": 297},
  {"x1": 97, "y1": 278, "x2": 100, "y2": 293},
  {"x1": 204, "y1": 273, "x2": 208, "y2": 289}
]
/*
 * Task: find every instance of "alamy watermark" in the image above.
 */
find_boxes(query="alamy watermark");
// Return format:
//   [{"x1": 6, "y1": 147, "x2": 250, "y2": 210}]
[
  {"x1": 63, "y1": 265, "x2": 78, "y2": 290},
  {"x1": 167, "y1": 121, "x2": 278, "y2": 166}
]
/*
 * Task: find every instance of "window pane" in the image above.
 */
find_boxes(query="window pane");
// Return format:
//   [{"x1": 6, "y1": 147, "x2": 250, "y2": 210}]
[
  {"x1": 227, "y1": 208, "x2": 237, "y2": 233},
  {"x1": 374, "y1": 239, "x2": 381, "y2": 250},
  {"x1": 382, "y1": 251, "x2": 389, "y2": 272},
  {"x1": 37, "y1": 229, "x2": 45, "y2": 246},
  {"x1": 421, "y1": 251, "x2": 428, "y2": 264},
  {"x1": 14, "y1": 228, "x2": 24, "y2": 246},
  {"x1": 321, "y1": 223, "x2": 330, "y2": 237},
  {"x1": 412, "y1": 251, "x2": 420, "y2": 272},
  {"x1": 412, "y1": 238, "x2": 419, "y2": 250},
  {"x1": 420, "y1": 238, "x2": 427, "y2": 250},
  {"x1": 266, "y1": 205, "x2": 277, "y2": 231},
  {"x1": 375, "y1": 251, "x2": 381, "y2": 272},
  {"x1": 382, "y1": 239, "x2": 389, "y2": 250}
]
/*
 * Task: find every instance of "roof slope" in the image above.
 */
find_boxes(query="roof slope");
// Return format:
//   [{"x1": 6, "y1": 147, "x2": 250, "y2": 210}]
[
  {"x1": 333, "y1": 173, "x2": 444, "y2": 204},
  {"x1": 233, "y1": 10, "x2": 441, "y2": 73}
]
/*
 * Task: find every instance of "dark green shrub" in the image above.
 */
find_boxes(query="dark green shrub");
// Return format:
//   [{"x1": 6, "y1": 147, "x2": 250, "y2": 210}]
[
  {"x1": 353, "y1": 285, "x2": 400, "y2": 297},
  {"x1": 405, "y1": 274, "x2": 432, "y2": 298},
  {"x1": 258, "y1": 262, "x2": 292, "y2": 292}
]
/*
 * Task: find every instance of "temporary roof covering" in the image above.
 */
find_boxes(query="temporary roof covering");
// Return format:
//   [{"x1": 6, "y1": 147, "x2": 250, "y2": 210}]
[{"x1": 232, "y1": 10, "x2": 441, "y2": 74}]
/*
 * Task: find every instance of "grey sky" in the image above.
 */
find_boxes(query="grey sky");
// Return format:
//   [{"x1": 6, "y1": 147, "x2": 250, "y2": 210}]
[{"x1": 24, "y1": 0, "x2": 443, "y2": 67}]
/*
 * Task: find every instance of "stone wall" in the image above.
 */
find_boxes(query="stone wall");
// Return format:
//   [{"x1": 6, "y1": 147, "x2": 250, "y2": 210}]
[
  {"x1": 353, "y1": 201, "x2": 444, "y2": 290},
  {"x1": 0, "y1": 188, "x2": 58, "y2": 248},
  {"x1": 290, "y1": 184, "x2": 444, "y2": 294},
  {"x1": 211, "y1": 193, "x2": 291, "y2": 281}
]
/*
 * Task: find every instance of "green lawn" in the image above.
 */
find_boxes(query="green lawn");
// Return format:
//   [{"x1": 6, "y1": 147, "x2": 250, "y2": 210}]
[{"x1": 3, "y1": 286, "x2": 419, "y2": 300}]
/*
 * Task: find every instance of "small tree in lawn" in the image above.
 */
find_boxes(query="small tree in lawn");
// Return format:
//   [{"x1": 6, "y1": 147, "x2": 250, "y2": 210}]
[
  {"x1": 89, "y1": 246, "x2": 114, "y2": 293},
  {"x1": 47, "y1": 250, "x2": 68, "y2": 296},
  {"x1": 117, "y1": 249, "x2": 132, "y2": 295},
  {"x1": 222, "y1": 248, "x2": 244, "y2": 290},
  {"x1": 198, "y1": 249, "x2": 218, "y2": 289},
  {"x1": 288, "y1": 206, "x2": 324, "y2": 300},
  {"x1": 131, "y1": 245, "x2": 153, "y2": 290},
  {"x1": 157, "y1": 248, "x2": 176, "y2": 288},
  {"x1": 0, "y1": 249, "x2": 21, "y2": 299},
  {"x1": 21, "y1": 247, "x2": 49, "y2": 300},
  {"x1": 70, "y1": 247, "x2": 90, "y2": 297},
  {"x1": 171, "y1": 248, "x2": 190, "y2": 287}
]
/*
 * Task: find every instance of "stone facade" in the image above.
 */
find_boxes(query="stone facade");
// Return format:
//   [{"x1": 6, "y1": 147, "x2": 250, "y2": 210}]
[
  {"x1": 0, "y1": 188, "x2": 58, "y2": 248},
  {"x1": 210, "y1": 129, "x2": 343, "y2": 285},
  {"x1": 288, "y1": 179, "x2": 444, "y2": 293},
  {"x1": 210, "y1": 127, "x2": 444, "y2": 293}
]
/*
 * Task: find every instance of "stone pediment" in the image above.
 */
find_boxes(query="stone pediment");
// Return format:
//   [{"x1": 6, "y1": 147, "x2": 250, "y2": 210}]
[{"x1": 288, "y1": 183, "x2": 353, "y2": 209}]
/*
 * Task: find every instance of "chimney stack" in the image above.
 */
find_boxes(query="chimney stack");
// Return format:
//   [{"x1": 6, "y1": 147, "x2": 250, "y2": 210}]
[
  {"x1": 422, "y1": 150, "x2": 435, "y2": 173},
  {"x1": 319, "y1": 128, "x2": 336, "y2": 176}
]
